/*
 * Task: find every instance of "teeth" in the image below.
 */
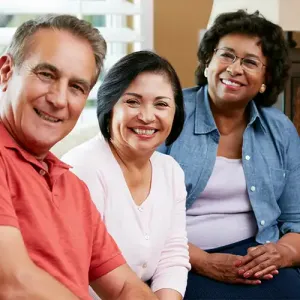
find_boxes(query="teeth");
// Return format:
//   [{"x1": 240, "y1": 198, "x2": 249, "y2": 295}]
[
  {"x1": 222, "y1": 79, "x2": 241, "y2": 87},
  {"x1": 35, "y1": 109, "x2": 60, "y2": 123},
  {"x1": 133, "y1": 128, "x2": 155, "y2": 135}
]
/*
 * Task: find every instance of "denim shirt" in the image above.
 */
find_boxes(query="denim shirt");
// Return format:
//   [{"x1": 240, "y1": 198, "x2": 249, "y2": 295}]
[{"x1": 158, "y1": 85, "x2": 300, "y2": 244}]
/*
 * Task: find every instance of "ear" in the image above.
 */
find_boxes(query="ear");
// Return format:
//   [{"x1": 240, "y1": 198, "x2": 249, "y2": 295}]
[{"x1": 0, "y1": 55, "x2": 14, "y2": 92}]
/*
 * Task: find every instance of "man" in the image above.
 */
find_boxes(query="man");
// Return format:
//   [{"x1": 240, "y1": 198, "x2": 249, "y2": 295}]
[{"x1": 0, "y1": 14, "x2": 157, "y2": 300}]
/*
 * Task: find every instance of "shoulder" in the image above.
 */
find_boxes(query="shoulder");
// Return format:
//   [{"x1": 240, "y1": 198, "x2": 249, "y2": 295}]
[
  {"x1": 61, "y1": 134, "x2": 109, "y2": 168},
  {"x1": 182, "y1": 86, "x2": 200, "y2": 113},
  {"x1": 259, "y1": 106, "x2": 299, "y2": 141},
  {"x1": 152, "y1": 151, "x2": 185, "y2": 179}
]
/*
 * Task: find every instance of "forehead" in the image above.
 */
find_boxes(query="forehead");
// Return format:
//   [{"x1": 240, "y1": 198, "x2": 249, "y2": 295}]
[
  {"x1": 126, "y1": 72, "x2": 172, "y2": 91},
  {"x1": 217, "y1": 33, "x2": 264, "y2": 57},
  {"x1": 22, "y1": 28, "x2": 97, "y2": 83}
]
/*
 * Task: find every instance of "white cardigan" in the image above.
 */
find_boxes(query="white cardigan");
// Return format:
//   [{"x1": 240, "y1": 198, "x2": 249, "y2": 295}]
[{"x1": 62, "y1": 134, "x2": 190, "y2": 297}]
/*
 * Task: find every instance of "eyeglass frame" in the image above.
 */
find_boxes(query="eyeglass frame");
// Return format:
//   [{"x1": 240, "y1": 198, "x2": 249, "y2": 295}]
[{"x1": 213, "y1": 48, "x2": 266, "y2": 72}]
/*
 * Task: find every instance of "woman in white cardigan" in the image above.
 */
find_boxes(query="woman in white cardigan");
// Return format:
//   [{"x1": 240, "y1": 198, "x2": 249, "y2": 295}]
[{"x1": 62, "y1": 51, "x2": 190, "y2": 299}]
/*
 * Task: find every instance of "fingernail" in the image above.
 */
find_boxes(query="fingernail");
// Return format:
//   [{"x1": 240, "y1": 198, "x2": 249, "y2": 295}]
[
  {"x1": 238, "y1": 269, "x2": 244, "y2": 275},
  {"x1": 244, "y1": 272, "x2": 250, "y2": 278},
  {"x1": 254, "y1": 272, "x2": 261, "y2": 277}
]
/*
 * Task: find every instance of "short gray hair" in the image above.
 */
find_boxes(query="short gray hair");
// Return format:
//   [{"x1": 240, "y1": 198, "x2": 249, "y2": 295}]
[{"x1": 7, "y1": 14, "x2": 106, "y2": 82}]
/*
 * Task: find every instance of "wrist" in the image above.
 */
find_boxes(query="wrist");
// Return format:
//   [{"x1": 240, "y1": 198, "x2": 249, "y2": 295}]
[{"x1": 276, "y1": 242, "x2": 296, "y2": 267}]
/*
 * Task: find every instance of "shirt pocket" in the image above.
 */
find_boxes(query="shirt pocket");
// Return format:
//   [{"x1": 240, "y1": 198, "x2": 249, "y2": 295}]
[{"x1": 269, "y1": 167, "x2": 288, "y2": 200}]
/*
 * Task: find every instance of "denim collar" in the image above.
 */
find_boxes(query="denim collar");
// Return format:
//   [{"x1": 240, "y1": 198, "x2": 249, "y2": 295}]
[{"x1": 194, "y1": 85, "x2": 266, "y2": 134}]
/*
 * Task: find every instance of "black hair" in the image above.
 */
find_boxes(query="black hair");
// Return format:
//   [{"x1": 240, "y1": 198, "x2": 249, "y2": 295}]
[
  {"x1": 97, "y1": 50, "x2": 185, "y2": 145},
  {"x1": 196, "y1": 10, "x2": 290, "y2": 106}
]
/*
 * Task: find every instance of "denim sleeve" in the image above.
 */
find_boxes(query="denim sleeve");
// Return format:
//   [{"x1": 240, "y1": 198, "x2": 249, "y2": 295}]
[{"x1": 278, "y1": 123, "x2": 300, "y2": 234}]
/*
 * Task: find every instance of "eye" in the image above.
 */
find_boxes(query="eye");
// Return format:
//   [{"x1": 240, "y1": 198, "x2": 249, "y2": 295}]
[
  {"x1": 37, "y1": 72, "x2": 55, "y2": 80},
  {"x1": 71, "y1": 84, "x2": 85, "y2": 94},
  {"x1": 155, "y1": 101, "x2": 169, "y2": 107},
  {"x1": 125, "y1": 99, "x2": 140, "y2": 107},
  {"x1": 243, "y1": 58, "x2": 259, "y2": 67},
  {"x1": 220, "y1": 51, "x2": 235, "y2": 59}
]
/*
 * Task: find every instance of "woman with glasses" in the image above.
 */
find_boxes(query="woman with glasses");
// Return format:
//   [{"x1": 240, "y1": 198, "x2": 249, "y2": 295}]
[{"x1": 158, "y1": 10, "x2": 300, "y2": 299}]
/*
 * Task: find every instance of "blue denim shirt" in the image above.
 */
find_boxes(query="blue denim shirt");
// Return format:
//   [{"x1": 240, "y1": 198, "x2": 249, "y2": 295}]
[{"x1": 158, "y1": 85, "x2": 300, "y2": 244}]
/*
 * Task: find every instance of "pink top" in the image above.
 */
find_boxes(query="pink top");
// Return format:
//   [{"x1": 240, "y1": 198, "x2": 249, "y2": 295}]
[
  {"x1": 187, "y1": 156, "x2": 257, "y2": 250},
  {"x1": 62, "y1": 134, "x2": 190, "y2": 297}
]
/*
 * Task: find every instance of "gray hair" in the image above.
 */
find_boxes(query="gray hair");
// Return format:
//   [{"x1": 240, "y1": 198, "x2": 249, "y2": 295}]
[{"x1": 7, "y1": 14, "x2": 106, "y2": 82}]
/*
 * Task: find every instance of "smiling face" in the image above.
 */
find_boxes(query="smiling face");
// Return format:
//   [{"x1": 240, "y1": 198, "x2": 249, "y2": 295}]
[
  {"x1": 206, "y1": 33, "x2": 267, "y2": 108},
  {"x1": 110, "y1": 72, "x2": 176, "y2": 155},
  {"x1": 0, "y1": 28, "x2": 97, "y2": 158}
]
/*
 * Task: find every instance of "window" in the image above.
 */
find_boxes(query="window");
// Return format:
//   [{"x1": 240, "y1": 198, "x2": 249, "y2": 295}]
[{"x1": 0, "y1": 0, "x2": 153, "y2": 127}]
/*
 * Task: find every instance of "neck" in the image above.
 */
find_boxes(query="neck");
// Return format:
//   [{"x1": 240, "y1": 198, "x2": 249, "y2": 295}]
[
  {"x1": 209, "y1": 100, "x2": 248, "y2": 135},
  {"x1": 108, "y1": 140, "x2": 152, "y2": 170},
  {"x1": 1, "y1": 118, "x2": 48, "y2": 161}
]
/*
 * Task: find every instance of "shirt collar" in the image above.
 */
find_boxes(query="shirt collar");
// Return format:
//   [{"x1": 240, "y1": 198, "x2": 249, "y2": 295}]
[
  {"x1": 0, "y1": 122, "x2": 70, "y2": 170},
  {"x1": 194, "y1": 85, "x2": 267, "y2": 134},
  {"x1": 194, "y1": 85, "x2": 218, "y2": 134},
  {"x1": 247, "y1": 100, "x2": 267, "y2": 133}
]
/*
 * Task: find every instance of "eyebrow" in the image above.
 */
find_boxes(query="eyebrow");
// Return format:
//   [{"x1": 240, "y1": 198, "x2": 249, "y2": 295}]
[
  {"x1": 123, "y1": 92, "x2": 172, "y2": 101},
  {"x1": 32, "y1": 62, "x2": 92, "y2": 91},
  {"x1": 222, "y1": 47, "x2": 261, "y2": 59}
]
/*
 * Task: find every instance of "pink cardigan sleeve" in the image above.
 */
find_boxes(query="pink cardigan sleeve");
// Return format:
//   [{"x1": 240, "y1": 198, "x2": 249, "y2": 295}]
[{"x1": 150, "y1": 162, "x2": 191, "y2": 296}]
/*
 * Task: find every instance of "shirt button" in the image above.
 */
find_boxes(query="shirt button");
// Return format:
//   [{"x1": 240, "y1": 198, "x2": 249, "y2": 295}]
[
  {"x1": 138, "y1": 207, "x2": 143, "y2": 212},
  {"x1": 245, "y1": 155, "x2": 251, "y2": 160},
  {"x1": 260, "y1": 220, "x2": 265, "y2": 226},
  {"x1": 250, "y1": 186, "x2": 256, "y2": 192},
  {"x1": 266, "y1": 240, "x2": 271, "y2": 243},
  {"x1": 39, "y1": 169, "x2": 46, "y2": 176},
  {"x1": 144, "y1": 234, "x2": 149, "y2": 240},
  {"x1": 142, "y1": 263, "x2": 147, "y2": 268},
  {"x1": 283, "y1": 173, "x2": 286, "y2": 178}
]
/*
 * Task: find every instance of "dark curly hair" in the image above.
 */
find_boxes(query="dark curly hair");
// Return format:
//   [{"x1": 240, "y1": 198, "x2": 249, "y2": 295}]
[
  {"x1": 196, "y1": 10, "x2": 290, "y2": 107},
  {"x1": 97, "y1": 50, "x2": 185, "y2": 146}
]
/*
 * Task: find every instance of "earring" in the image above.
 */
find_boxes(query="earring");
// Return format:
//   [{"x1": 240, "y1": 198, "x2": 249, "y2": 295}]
[
  {"x1": 259, "y1": 84, "x2": 266, "y2": 93},
  {"x1": 204, "y1": 67, "x2": 208, "y2": 77}
]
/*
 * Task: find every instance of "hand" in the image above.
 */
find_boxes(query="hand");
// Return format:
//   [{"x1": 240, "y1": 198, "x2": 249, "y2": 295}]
[
  {"x1": 205, "y1": 253, "x2": 262, "y2": 285},
  {"x1": 235, "y1": 243, "x2": 291, "y2": 280}
]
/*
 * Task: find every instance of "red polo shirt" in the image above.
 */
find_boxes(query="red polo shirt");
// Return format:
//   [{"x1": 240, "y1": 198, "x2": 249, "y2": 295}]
[{"x1": 0, "y1": 123, "x2": 125, "y2": 299}]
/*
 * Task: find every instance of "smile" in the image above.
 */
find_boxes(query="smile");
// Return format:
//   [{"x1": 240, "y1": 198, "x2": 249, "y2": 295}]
[
  {"x1": 132, "y1": 128, "x2": 156, "y2": 135},
  {"x1": 34, "y1": 108, "x2": 62, "y2": 123},
  {"x1": 221, "y1": 79, "x2": 242, "y2": 87}
]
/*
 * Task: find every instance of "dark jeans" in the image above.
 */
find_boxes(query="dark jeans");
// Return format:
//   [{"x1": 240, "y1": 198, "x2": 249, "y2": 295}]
[{"x1": 184, "y1": 238, "x2": 300, "y2": 300}]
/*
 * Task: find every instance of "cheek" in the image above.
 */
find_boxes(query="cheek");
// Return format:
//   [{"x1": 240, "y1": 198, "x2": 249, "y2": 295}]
[
  {"x1": 69, "y1": 97, "x2": 87, "y2": 119},
  {"x1": 112, "y1": 107, "x2": 135, "y2": 126},
  {"x1": 160, "y1": 109, "x2": 175, "y2": 128}
]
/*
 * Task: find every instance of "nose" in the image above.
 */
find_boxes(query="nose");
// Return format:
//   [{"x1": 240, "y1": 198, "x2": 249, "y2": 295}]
[
  {"x1": 227, "y1": 58, "x2": 243, "y2": 76},
  {"x1": 46, "y1": 80, "x2": 68, "y2": 109},
  {"x1": 137, "y1": 105, "x2": 155, "y2": 123}
]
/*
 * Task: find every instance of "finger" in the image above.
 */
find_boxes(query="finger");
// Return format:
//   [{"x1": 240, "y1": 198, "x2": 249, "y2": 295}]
[
  {"x1": 239, "y1": 245, "x2": 266, "y2": 266},
  {"x1": 235, "y1": 278, "x2": 261, "y2": 285},
  {"x1": 248, "y1": 246, "x2": 258, "y2": 252},
  {"x1": 238, "y1": 254, "x2": 270, "y2": 277},
  {"x1": 262, "y1": 274, "x2": 273, "y2": 280},
  {"x1": 271, "y1": 270, "x2": 279, "y2": 275},
  {"x1": 254, "y1": 265, "x2": 277, "y2": 278},
  {"x1": 262, "y1": 269, "x2": 279, "y2": 280}
]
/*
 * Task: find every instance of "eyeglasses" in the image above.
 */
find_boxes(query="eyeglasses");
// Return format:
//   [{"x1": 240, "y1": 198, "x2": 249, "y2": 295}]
[{"x1": 214, "y1": 48, "x2": 266, "y2": 73}]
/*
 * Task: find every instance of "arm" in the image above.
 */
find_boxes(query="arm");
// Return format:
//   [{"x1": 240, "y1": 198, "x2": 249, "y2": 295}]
[
  {"x1": 150, "y1": 163, "x2": 190, "y2": 298},
  {"x1": 0, "y1": 154, "x2": 78, "y2": 299},
  {"x1": 91, "y1": 264, "x2": 157, "y2": 300},
  {"x1": 155, "y1": 289, "x2": 182, "y2": 300},
  {"x1": 236, "y1": 123, "x2": 300, "y2": 278},
  {"x1": 189, "y1": 242, "x2": 261, "y2": 284},
  {"x1": 0, "y1": 226, "x2": 79, "y2": 299}
]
